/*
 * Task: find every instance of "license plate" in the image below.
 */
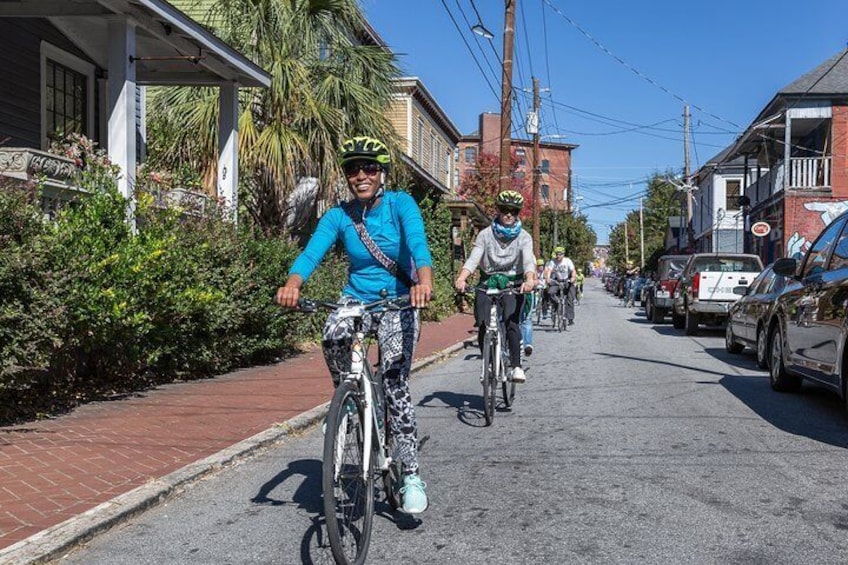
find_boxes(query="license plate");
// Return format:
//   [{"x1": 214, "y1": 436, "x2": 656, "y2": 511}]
[{"x1": 656, "y1": 290, "x2": 669, "y2": 298}]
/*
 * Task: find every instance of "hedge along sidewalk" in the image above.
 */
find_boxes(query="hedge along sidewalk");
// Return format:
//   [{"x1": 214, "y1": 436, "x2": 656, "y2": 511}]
[{"x1": 0, "y1": 312, "x2": 476, "y2": 565}]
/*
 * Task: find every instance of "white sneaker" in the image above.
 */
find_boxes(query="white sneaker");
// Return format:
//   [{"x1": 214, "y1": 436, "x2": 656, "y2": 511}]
[{"x1": 511, "y1": 367, "x2": 526, "y2": 383}]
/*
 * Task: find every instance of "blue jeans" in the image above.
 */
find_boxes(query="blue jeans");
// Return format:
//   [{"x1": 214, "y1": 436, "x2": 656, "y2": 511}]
[{"x1": 520, "y1": 293, "x2": 535, "y2": 347}]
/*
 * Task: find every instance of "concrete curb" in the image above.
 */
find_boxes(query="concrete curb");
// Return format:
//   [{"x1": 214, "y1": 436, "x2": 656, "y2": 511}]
[{"x1": 0, "y1": 339, "x2": 466, "y2": 565}]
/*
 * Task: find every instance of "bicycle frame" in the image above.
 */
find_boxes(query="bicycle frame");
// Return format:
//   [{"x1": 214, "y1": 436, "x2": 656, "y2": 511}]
[
  {"x1": 484, "y1": 289, "x2": 508, "y2": 378},
  {"x1": 334, "y1": 304, "x2": 392, "y2": 480}
]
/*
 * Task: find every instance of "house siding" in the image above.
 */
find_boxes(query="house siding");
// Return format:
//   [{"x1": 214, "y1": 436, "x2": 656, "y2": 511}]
[
  {"x1": 387, "y1": 98, "x2": 409, "y2": 152},
  {"x1": 833, "y1": 104, "x2": 848, "y2": 197},
  {"x1": 0, "y1": 19, "x2": 97, "y2": 148}
]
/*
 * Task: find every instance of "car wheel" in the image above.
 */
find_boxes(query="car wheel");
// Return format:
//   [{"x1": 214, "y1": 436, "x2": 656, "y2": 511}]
[
  {"x1": 725, "y1": 322, "x2": 744, "y2": 354},
  {"x1": 684, "y1": 307, "x2": 700, "y2": 336},
  {"x1": 769, "y1": 325, "x2": 802, "y2": 392},
  {"x1": 645, "y1": 298, "x2": 653, "y2": 319},
  {"x1": 756, "y1": 326, "x2": 769, "y2": 369}
]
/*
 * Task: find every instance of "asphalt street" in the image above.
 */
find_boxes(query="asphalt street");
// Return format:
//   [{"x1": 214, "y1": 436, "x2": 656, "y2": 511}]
[{"x1": 54, "y1": 279, "x2": 848, "y2": 565}]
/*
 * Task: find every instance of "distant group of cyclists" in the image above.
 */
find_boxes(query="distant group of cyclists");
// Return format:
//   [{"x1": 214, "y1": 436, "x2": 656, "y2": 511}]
[{"x1": 275, "y1": 135, "x2": 582, "y2": 516}]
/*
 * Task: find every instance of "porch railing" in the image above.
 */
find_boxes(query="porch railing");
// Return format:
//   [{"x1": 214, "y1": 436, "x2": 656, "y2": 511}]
[
  {"x1": 0, "y1": 147, "x2": 215, "y2": 219},
  {"x1": 789, "y1": 156, "x2": 831, "y2": 189}
]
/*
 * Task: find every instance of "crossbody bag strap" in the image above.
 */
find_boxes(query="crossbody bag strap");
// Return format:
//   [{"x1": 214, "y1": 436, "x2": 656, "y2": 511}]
[{"x1": 341, "y1": 202, "x2": 417, "y2": 288}]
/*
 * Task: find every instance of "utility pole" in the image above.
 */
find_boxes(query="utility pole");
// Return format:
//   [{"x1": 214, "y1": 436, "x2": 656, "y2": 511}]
[
  {"x1": 552, "y1": 186, "x2": 559, "y2": 248},
  {"x1": 531, "y1": 76, "x2": 541, "y2": 257},
  {"x1": 639, "y1": 196, "x2": 645, "y2": 269},
  {"x1": 498, "y1": 0, "x2": 516, "y2": 195},
  {"x1": 683, "y1": 104, "x2": 693, "y2": 248}
]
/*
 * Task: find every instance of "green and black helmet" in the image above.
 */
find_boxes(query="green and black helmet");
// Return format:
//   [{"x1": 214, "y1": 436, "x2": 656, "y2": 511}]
[
  {"x1": 496, "y1": 190, "x2": 524, "y2": 210},
  {"x1": 338, "y1": 136, "x2": 391, "y2": 172}
]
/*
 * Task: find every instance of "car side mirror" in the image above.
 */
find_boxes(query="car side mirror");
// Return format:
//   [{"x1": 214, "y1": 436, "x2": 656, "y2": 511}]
[
  {"x1": 732, "y1": 285, "x2": 748, "y2": 296},
  {"x1": 773, "y1": 257, "x2": 798, "y2": 278}
]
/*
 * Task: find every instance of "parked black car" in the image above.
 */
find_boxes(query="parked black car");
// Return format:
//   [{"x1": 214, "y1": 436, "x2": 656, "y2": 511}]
[
  {"x1": 725, "y1": 263, "x2": 787, "y2": 368},
  {"x1": 768, "y1": 210, "x2": 848, "y2": 404}
]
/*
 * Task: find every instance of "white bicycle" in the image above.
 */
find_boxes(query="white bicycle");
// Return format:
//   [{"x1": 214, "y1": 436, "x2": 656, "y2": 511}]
[{"x1": 298, "y1": 295, "x2": 412, "y2": 565}]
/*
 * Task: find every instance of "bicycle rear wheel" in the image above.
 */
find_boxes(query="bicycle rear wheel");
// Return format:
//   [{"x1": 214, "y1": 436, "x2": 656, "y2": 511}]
[
  {"x1": 323, "y1": 380, "x2": 374, "y2": 565},
  {"x1": 481, "y1": 335, "x2": 496, "y2": 425}
]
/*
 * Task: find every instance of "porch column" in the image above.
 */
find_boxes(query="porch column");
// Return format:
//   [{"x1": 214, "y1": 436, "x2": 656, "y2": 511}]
[
  {"x1": 218, "y1": 82, "x2": 239, "y2": 223},
  {"x1": 107, "y1": 17, "x2": 137, "y2": 231},
  {"x1": 783, "y1": 115, "x2": 792, "y2": 190}
]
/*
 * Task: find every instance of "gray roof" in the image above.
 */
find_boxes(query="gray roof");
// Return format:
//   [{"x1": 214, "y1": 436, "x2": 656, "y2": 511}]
[{"x1": 778, "y1": 49, "x2": 848, "y2": 96}]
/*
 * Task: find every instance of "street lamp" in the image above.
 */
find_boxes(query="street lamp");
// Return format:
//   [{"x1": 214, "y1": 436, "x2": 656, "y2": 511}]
[
  {"x1": 471, "y1": 23, "x2": 494, "y2": 39},
  {"x1": 469, "y1": 0, "x2": 495, "y2": 39}
]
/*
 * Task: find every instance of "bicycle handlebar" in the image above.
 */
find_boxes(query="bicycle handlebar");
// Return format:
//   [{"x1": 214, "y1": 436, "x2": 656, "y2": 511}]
[
  {"x1": 461, "y1": 282, "x2": 525, "y2": 296},
  {"x1": 296, "y1": 295, "x2": 413, "y2": 314}
]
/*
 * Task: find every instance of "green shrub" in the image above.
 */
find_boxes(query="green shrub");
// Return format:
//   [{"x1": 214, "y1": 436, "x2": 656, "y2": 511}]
[
  {"x1": 0, "y1": 185, "x2": 65, "y2": 422},
  {"x1": 0, "y1": 149, "x2": 457, "y2": 424}
]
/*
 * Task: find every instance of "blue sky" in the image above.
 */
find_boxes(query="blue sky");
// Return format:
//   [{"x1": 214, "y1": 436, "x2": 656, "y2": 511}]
[{"x1": 360, "y1": 0, "x2": 846, "y2": 244}]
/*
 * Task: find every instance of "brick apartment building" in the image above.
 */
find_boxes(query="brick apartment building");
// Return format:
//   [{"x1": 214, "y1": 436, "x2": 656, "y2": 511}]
[{"x1": 456, "y1": 112, "x2": 577, "y2": 212}]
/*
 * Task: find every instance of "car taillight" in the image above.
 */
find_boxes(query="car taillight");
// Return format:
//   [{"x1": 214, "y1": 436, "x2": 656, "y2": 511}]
[{"x1": 691, "y1": 272, "x2": 700, "y2": 296}]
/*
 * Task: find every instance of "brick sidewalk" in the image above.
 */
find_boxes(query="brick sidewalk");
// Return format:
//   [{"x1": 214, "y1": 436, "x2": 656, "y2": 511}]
[{"x1": 0, "y1": 312, "x2": 476, "y2": 560}]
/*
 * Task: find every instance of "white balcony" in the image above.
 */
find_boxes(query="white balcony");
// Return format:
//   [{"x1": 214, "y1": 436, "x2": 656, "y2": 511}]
[{"x1": 789, "y1": 156, "x2": 831, "y2": 189}]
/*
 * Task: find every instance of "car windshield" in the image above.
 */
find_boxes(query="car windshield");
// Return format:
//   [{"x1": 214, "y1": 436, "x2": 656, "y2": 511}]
[
  {"x1": 659, "y1": 258, "x2": 688, "y2": 279},
  {"x1": 691, "y1": 256, "x2": 762, "y2": 273}
]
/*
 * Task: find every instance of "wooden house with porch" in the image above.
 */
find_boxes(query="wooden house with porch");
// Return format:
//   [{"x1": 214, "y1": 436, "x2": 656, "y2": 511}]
[{"x1": 0, "y1": 0, "x2": 271, "y2": 226}]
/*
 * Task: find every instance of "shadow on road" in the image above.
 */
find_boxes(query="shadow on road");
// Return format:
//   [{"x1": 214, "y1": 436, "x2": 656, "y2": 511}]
[
  {"x1": 596, "y1": 352, "x2": 730, "y2": 379},
  {"x1": 597, "y1": 348, "x2": 848, "y2": 448},
  {"x1": 417, "y1": 389, "x2": 495, "y2": 427},
  {"x1": 720, "y1": 373, "x2": 848, "y2": 449},
  {"x1": 250, "y1": 458, "x2": 323, "y2": 512}
]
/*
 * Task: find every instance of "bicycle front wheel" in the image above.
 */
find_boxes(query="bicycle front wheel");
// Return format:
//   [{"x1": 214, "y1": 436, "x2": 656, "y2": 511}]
[
  {"x1": 501, "y1": 348, "x2": 516, "y2": 408},
  {"x1": 323, "y1": 380, "x2": 374, "y2": 565},
  {"x1": 481, "y1": 335, "x2": 496, "y2": 425},
  {"x1": 558, "y1": 299, "x2": 566, "y2": 332}
]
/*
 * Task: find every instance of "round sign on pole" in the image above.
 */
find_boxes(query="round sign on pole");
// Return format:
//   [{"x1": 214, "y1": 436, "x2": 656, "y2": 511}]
[{"x1": 751, "y1": 221, "x2": 771, "y2": 237}]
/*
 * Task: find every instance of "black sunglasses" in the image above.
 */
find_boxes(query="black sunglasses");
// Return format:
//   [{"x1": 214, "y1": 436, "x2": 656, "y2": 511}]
[
  {"x1": 344, "y1": 162, "x2": 382, "y2": 176},
  {"x1": 497, "y1": 206, "x2": 521, "y2": 215}
]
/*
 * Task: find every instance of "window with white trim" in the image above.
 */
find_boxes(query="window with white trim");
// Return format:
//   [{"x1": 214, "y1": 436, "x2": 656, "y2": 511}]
[
  {"x1": 516, "y1": 148, "x2": 526, "y2": 167},
  {"x1": 41, "y1": 42, "x2": 95, "y2": 149},
  {"x1": 726, "y1": 180, "x2": 741, "y2": 210}
]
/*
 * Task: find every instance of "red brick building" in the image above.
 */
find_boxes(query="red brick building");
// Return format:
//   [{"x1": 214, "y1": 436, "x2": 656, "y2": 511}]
[{"x1": 456, "y1": 113, "x2": 577, "y2": 212}]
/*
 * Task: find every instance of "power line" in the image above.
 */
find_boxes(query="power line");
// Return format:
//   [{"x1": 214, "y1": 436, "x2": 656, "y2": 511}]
[
  {"x1": 438, "y1": 0, "x2": 500, "y2": 102},
  {"x1": 542, "y1": 0, "x2": 742, "y2": 130}
]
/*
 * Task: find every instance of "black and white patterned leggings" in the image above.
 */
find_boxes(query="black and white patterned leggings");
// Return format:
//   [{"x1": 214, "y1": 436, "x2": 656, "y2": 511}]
[{"x1": 322, "y1": 304, "x2": 421, "y2": 474}]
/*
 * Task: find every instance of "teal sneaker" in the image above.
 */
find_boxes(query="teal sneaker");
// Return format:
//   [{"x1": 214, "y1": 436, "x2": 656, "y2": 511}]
[{"x1": 400, "y1": 474, "x2": 428, "y2": 514}]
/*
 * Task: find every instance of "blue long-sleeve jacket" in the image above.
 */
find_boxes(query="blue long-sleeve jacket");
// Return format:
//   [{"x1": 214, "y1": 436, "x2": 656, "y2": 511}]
[{"x1": 289, "y1": 191, "x2": 433, "y2": 302}]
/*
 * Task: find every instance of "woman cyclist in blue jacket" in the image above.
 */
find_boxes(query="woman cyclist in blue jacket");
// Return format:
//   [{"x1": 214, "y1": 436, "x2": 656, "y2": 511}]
[{"x1": 275, "y1": 136, "x2": 433, "y2": 514}]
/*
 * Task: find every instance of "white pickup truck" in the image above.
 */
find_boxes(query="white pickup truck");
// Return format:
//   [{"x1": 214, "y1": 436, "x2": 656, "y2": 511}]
[{"x1": 671, "y1": 253, "x2": 763, "y2": 335}]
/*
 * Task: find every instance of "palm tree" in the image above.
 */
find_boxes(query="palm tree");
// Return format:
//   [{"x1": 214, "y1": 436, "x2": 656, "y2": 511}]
[{"x1": 147, "y1": 0, "x2": 401, "y2": 232}]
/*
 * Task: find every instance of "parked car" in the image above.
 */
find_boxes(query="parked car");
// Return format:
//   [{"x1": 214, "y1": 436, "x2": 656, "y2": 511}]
[
  {"x1": 768, "y1": 211, "x2": 848, "y2": 400},
  {"x1": 644, "y1": 254, "x2": 689, "y2": 323},
  {"x1": 629, "y1": 275, "x2": 648, "y2": 306},
  {"x1": 724, "y1": 263, "x2": 787, "y2": 368},
  {"x1": 671, "y1": 253, "x2": 764, "y2": 335}
]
